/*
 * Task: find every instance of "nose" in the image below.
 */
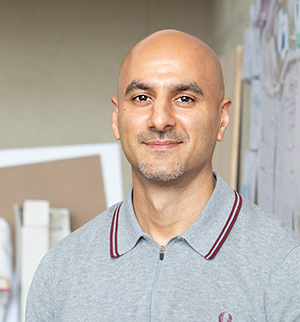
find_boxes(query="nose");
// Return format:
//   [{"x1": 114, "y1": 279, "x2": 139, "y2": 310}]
[{"x1": 147, "y1": 98, "x2": 176, "y2": 132}]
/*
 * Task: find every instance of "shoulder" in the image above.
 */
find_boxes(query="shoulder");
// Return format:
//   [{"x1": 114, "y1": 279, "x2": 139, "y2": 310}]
[
  {"x1": 235, "y1": 197, "x2": 300, "y2": 268},
  {"x1": 42, "y1": 202, "x2": 122, "y2": 268},
  {"x1": 239, "y1": 198, "x2": 300, "y2": 248}
]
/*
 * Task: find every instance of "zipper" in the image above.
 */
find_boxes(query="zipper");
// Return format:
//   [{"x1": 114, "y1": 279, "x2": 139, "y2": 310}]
[
  {"x1": 159, "y1": 245, "x2": 165, "y2": 260},
  {"x1": 151, "y1": 245, "x2": 165, "y2": 322}
]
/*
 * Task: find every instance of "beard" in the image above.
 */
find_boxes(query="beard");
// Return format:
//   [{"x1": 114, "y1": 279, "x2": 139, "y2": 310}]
[
  {"x1": 138, "y1": 159, "x2": 185, "y2": 181},
  {"x1": 136, "y1": 129, "x2": 188, "y2": 182}
]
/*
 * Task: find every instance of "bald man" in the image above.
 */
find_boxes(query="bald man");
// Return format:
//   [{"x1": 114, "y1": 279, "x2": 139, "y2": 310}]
[{"x1": 26, "y1": 30, "x2": 300, "y2": 322}]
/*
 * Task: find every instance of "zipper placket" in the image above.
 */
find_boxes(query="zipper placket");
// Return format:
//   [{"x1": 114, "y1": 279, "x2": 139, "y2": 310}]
[{"x1": 150, "y1": 245, "x2": 165, "y2": 322}]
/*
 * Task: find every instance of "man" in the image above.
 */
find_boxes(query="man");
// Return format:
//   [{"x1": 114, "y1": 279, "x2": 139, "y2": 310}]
[{"x1": 26, "y1": 30, "x2": 300, "y2": 321}]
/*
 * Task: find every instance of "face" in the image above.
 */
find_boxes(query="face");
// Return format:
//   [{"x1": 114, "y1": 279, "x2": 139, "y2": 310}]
[{"x1": 112, "y1": 35, "x2": 230, "y2": 183}]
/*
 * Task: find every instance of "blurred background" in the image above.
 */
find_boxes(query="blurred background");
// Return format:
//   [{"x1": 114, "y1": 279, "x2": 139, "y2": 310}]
[{"x1": 2, "y1": 1, "x2": 300, "y2": 321}]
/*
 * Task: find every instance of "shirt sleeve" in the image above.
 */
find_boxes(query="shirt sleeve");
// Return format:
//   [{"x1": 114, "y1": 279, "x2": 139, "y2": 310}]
[
  {"x1": 264, "y1": 244, "x2": 300, "y2": 321},
  {"x1": 25, "y1": 253, "x2": 55, "y2": 322}
]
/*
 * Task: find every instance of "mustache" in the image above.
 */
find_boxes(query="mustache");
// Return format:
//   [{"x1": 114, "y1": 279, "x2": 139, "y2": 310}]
[{"x1": 137, "y1": 129, "x2": 189, "y2": 143}]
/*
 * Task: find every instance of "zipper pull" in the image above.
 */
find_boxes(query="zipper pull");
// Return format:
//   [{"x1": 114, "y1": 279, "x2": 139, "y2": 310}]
[{"x1": 159, "y1": 245, "x2": 165, "y2": 260}]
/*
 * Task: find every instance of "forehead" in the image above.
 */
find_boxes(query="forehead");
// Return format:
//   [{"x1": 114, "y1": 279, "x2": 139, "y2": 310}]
[
  {"x1": 117, "y1": 32, "x2": 223, "y2": 100},
  {"x1": 120, "y1": 47, "x2": 211, "y2": 94}
]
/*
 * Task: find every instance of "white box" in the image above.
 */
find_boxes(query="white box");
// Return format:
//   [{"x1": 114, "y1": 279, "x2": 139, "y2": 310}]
[{"x1": 23, "y1": 200, "x2": 50, "y2": 227}]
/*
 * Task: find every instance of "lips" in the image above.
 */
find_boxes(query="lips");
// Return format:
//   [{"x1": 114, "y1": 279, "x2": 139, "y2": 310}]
[
  {"x1": 144, "y1": 140, "x2": 182, "y2": 150},
  {"x1": 137, "y1": 130, "x2": 189, "y2": 145}
]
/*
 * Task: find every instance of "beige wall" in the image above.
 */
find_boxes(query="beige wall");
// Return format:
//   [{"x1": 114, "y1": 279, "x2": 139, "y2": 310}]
[
  {"x1": 211, "y1": 0, "x2": 252, "y2": 191},
  {"x1": 211, "y1": 0, "x2": 251, "y2": 56},
  {"x1": 0, "y1": 0, "x2": 251, "y2": 196}
]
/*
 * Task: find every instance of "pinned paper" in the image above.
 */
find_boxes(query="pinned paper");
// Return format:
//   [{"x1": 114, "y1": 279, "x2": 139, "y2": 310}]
[
  {"x1": 276, "y1": 9, "x2": 289, "y2": 61},
  {"x1": 295, "y1": 0, "x2": 300, "y2": 48},
  {"x1": 249, "y1": 78, "x2": 262, "y2": 150}
]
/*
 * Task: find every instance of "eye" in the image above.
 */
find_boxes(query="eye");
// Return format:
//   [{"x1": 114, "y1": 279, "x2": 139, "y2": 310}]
[
  {"x1": 175, "y1": 96, "x2": 194, "y2": 103},
  {"x1": 132, "y1": 95, "x2": 152, "y2": 102}
]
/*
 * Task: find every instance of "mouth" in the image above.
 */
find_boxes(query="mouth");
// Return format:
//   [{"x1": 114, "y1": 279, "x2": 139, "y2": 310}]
[{"x1": 143, "y1": 140, "x2": 183, "y2": 150}]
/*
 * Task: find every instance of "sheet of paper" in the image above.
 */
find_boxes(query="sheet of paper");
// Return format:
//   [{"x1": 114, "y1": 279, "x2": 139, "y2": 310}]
[
  {"x1": 261, "y1": 36, "x2": 278, "y2": 95},
  {"x1": 295, "y1": 0, "x2": 300, "y2": 48},
  {"x1": 49, "y1": 208, "x2": 71, "y2": 249},
  {"x1": 257, "y1": 167, "x2": 274, "y2": 213},
  {"x1": 0, "y1": 143, "x2": 123, "y2": 208},
  {"x1": 241, "y1": 150, "x2": 258, "y2": 203},
  {"x1": 275, "y1": 8, "x2": 289, "y2": 61},
  {"x1": 273, "y1": 173, "x2": 296, "y2": 229},
  {"x1": 257, "y1": 0, "x2": 272, "y2": 28},
  {"x1": 290, "y1": 61, "x2": 300, "y2": 233},
  {"x1": 242, "y1": 26, "x2": 262, "y2": 80},
  {"x1": 249, "y1": 0, "x2": 262, "y2": 26},
  {"x1": 256, "y1": 91, "x2": 277, "y2": 213},
  {"x1": 249, "y1": 78, "x2": 262, "y2": 150}
]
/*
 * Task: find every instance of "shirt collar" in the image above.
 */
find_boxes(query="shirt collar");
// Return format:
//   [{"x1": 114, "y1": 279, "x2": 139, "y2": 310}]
[
  {"x1": 110, "y1": 186, "x2": 144, "y2": 258},
  {"x1": 181, "y1": 173, "x2": 242, "y2": 259},
  {"x1": 110, "y1": 173, "x2": 242, "y2": 260}
]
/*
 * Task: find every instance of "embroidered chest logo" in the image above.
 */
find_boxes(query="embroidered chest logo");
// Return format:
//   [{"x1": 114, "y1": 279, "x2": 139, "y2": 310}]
[{"x1": 219, "y1": 312, "x2": 233, "y2": 322}]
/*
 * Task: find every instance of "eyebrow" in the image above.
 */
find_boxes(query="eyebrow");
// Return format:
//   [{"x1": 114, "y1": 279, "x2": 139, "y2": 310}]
[
  {"x1": 124, "y1": 80, "x2": 204, "y2": 97},
  {"x1": 124, "y1": 81, "x2": 153, "y2": 96},
  {"x1": 172, "y1": 82, "x2": 204, "y2": 96}
]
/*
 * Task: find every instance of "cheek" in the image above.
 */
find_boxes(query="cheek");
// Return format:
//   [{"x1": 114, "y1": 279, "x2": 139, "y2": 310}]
[
  {"x1": 183, "y1": 113, "x2": 219, "y2": 147},
  {"x1": 118, "y1": 111, "x2": 147, "y2": 142}
]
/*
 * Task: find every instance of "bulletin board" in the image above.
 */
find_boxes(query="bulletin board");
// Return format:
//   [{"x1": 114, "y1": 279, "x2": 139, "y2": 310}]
[{"x1": 241, "y1": 0, "x2": 300, "y2": 233}]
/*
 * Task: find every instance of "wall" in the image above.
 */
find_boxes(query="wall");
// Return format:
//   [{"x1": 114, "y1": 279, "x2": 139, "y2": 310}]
[
  {"x1": 211, "y1": 0, "x2": 251, "y2": 56},
  {"x1": 210, "y1": 0, "x2": 252, "y2": 191}
]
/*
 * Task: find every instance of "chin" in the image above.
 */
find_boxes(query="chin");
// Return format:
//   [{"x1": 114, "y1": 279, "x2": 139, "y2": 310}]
[{"x1": 138, "y1": 164, "x2": 185, "y2": 182}]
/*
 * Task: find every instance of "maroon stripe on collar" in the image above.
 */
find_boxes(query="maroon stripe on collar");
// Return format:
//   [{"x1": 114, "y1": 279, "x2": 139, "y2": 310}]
[
  {"x1": 110, "y1": 203, "x2": 123, "y2": 258},
  {"x1": 205, "y1": 191, "x2": 242, "y2": 260}
]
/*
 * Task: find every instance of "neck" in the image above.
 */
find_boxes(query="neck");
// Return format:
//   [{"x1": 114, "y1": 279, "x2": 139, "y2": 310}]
[{"x1": 132, "y1": 169, "x2": 216, "y2": 246}]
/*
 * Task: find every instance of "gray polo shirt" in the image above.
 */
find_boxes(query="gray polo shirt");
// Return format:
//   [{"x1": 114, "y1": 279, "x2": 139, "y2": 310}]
[{"x1": 26, "y1": 174, "x2": 300, "y2": 321}]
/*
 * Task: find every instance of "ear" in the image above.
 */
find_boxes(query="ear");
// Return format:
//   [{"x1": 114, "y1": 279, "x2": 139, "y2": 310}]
[
  {"x1": 111, "y1": 97, "x2": 120, "y2": 140},
  {"x1": 217, "y1": 98, "x2": 231, "y2": 142}
]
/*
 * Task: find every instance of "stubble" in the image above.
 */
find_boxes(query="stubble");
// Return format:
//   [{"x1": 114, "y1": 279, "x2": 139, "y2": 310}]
[{"x1": 136, "y1": 129, "x2": 189, "y2": 182}]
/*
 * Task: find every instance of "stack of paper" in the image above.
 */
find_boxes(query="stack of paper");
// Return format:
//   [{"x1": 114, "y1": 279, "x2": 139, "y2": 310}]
[{"x1": 49, "y1": 208, "x2": 71, "y2": 249}]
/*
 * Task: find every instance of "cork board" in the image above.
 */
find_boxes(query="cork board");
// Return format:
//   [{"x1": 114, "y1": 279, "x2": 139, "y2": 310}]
[{"x1": 0, "y1": 155, "x2": 106, "y2": 262}]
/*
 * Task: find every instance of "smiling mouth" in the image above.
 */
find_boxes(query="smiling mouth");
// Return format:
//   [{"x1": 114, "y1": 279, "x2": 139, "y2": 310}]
[
  {"x1": 137, "y1": 130, "x2": 189, "y2": 148},
  {"x1": 144, "y1": 140, "x2": 182, "y2": 150}
]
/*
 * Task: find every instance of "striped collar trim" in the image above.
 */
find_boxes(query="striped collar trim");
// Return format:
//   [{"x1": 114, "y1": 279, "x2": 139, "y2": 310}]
[
  {"x1": 204, "y1": 191, "x2": 242, "y2": 259},
  {"x1": 110, "y1": 178, "x2": 243, "y2": 260},
  {"x1": 110, "y1": 202, "x2": 123, "y2": 258}
]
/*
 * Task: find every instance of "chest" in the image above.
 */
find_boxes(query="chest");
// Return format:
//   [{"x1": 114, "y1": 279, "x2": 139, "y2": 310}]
[{"x1": 54, "y1": 241, "x2": 264, "y2": 322}]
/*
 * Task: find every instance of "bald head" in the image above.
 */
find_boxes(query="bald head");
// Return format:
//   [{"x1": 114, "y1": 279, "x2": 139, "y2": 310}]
[
  {"x1": 117, "y1": 29, "x2": 225, "y2": 102},
  {"x1": 111, "y1": 29, "x2": 231, "y2": 184}
]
